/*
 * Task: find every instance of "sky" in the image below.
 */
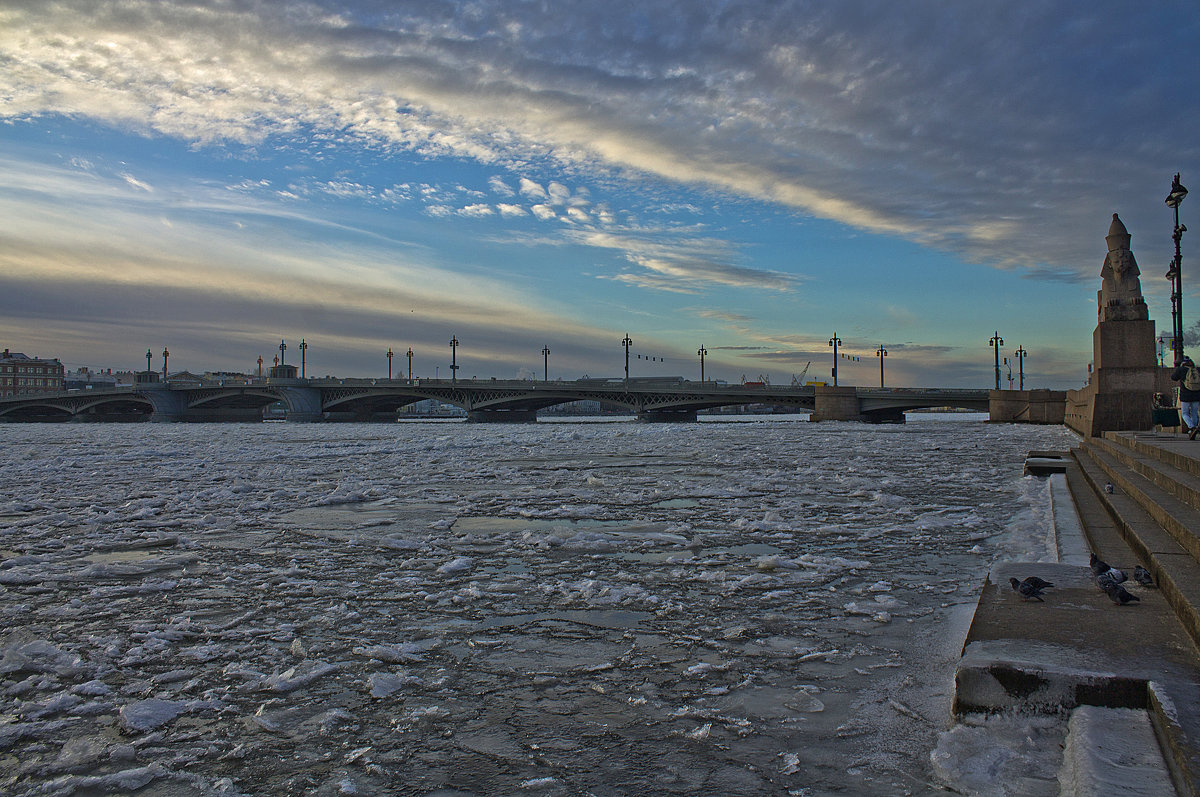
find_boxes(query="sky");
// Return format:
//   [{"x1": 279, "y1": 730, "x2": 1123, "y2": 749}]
[{"x1": 2, "y1": 1, "x2": 1198, "y2": 390}]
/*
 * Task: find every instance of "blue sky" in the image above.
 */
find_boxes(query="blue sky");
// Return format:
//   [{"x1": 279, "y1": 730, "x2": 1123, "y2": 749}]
[{"x1": 2, "y1": 1, "x2": 1198, "y2": 389}]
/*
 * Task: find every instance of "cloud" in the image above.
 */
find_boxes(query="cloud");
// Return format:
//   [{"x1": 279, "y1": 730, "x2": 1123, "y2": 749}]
[
  {"x1": 488, "y1": 175, "x2": 514, "y2": 196},
  {"x1": 4, "y1": 1, "x2": 1192, "y2": 278},
  {"x1": 497, "y1": 203, "x2": 527, "y2": 217},
  {"x1": 519, "y1": 178, "x2": 548, "y2": 200},
  {"x1": 530, "y1": 204, "x2": 556, "y2": 221},
  {"x1": 458, "y1": 203, "x2": 494, "y2": 217},
  {"x1": 575, "y1": 230, "x2": 796, "y2": 292},
  {"x1": 121, "y1": 173, "x2": 153, "y2": 193}
]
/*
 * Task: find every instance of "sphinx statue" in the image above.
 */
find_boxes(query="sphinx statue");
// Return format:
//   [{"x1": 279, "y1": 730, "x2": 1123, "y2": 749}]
[{"x1": 1098, "y1": 213, "x2": 1149, "y2": 322}]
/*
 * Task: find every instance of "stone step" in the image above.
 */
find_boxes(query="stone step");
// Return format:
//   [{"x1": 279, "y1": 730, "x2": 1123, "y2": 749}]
[
  {"x1": 1099, "y1": 432, "x2": 1200, "y2": 514},
  {"x1": 1082, "y1": 437, "x2": 1200, "y2": 564},
  {"x1": 1106, "y1": 430, "x2": 1200, "y2": 481},
  {"x1": 1072, "y1": 444, "x2": 1200, "y2": 650},
  {"x1": 1058, "y1": 706, "x2": 1178, "y2": 795}
]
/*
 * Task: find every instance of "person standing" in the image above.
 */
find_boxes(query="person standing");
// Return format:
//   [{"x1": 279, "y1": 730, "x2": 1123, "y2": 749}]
[{"x1": 1172, "y1": 356, "x2": 1200, "y2": 439}]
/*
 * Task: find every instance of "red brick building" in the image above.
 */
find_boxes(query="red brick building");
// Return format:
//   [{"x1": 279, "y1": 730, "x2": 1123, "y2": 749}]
[{"x1": 1, "y1": 349, "x2": 65, "y2": 396}]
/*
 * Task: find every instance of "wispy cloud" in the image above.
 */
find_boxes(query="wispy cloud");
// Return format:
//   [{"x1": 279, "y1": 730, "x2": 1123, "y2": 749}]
[
  {"x1": 575, "y1": 230, "x2": 796, "y2": 292},
  {"x1": 2, "y1": 1, "x2": 1193, "y2": 277}
]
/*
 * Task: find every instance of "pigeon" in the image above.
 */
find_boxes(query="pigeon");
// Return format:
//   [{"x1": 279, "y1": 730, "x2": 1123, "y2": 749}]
[
  {"x1": 1090, "y1": 553, "x2": 1126, "y2": 583},
  {"x1": 1134, "y1": 565, "x2": 1155, "y2": 587},
  {"x1": 1100, "y1": 579, "x2": 1140, "y2": 605},
  {"x1": 1010, "y1": 576, "x2": 1053, "y2": 601}
]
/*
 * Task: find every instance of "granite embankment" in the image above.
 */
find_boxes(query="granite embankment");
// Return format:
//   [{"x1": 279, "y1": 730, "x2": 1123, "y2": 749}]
[{"x1": 952, "y1": 430, "x2": 1200, "y2": 795}]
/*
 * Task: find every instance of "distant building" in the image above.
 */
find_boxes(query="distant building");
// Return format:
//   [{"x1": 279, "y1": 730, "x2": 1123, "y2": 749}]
[
  {"x1": 1, "y1": 349, "x2": 65, "y2": 397},
  {"x1": 63, "y1": 367, "x2": 119, "y2": 391}
]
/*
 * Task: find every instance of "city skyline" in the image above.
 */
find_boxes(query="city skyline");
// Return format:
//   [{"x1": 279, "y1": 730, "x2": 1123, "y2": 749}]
[{"x1": 2, "y1": 2, "x2": 1198, "y2": 388}]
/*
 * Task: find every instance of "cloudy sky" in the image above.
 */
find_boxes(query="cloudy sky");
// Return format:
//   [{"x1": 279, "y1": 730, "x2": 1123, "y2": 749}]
[{"x1": 2, "y1": 1, "x2": 1198, "y2": 388}]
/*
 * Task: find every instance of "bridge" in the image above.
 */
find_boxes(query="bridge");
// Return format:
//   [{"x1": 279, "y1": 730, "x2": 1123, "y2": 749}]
[{"x1": 0, "y1": 375, "x2": 1031, "y2": 423}]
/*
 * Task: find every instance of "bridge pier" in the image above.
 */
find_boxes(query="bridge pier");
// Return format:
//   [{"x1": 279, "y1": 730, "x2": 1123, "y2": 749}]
[
  {"x1": 272, "y1": 386, "x2": 324, "y2": 422},
  {"x1": 808, "y1": 386, "x2": 862, "y2": 422},
  {"x1": 138, "y1": 386, "x2": 186, "y2": 422},
  {"x1": 467, "y1": 408, "x2": 539, "y2": 423},
  {"x1": 637, "y1": 409, "x2": 697, "y2": 423}
]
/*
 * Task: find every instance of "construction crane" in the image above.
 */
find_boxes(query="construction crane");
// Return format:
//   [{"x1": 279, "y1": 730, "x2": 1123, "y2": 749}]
[{"x1": 790, "y1": 362, "x2": 811, "y2": 386}]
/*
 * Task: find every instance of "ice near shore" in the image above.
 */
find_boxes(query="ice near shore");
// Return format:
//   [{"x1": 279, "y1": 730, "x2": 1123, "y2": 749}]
[{"x1": 0, "y1": 415, "x2": 1076, "y2": 795}]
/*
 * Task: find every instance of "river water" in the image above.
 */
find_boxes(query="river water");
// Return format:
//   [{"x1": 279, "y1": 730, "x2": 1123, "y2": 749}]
[{"x1": 0, "y1": 414, "x2": 1079, "y2": 796}]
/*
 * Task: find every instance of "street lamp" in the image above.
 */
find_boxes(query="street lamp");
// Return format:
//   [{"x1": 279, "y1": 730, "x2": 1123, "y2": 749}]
[
  {"x1": 622, "y1": 334, "x2": 633, "y2": 385},
  {"x1": 257, "y1": 356, "x2": 263, "y2": 379},
  {"x1": 299, "y1": 339, "x2": 308, "y2": 378},
  {"x1": 162, "y1": 348, "x2": 169, "y2": 378},
  {"x1": 876, "y1": 344, "x2": 888, "y2": 388},
  {"x1": 145, "y1": 349, "x2": 152, "y2": 374},
  {"x1": 387, "y1": 348, "x2": 394, "y2": 380},
  {"x1": 1166, "y1": 172, "x2": 1188, "y2": 367},
  {"x1": 542, "y1": 346, "x2": 551, "y2": 382},
  {"x1": 406, "y1": 347, "x2": 413, "y2": 381},
  {"x1": 279, "y1": 339, "x2": 287, "y2": 366},
  {"x1": 988, "y1": 331, "x2": 1004, "y2": 390},
  {"x1": 449, "y1": 336, "x2": 459, "y2": 383},
  {"x1": 697, "y1": 344, "x2": 707, "y2": 382},
  {"x1": 828, "y1": 334, "x2": 841, "y2": 386},
  {"x1": 1014, "y1": 346, "x2": 1027, "y2": 390}
]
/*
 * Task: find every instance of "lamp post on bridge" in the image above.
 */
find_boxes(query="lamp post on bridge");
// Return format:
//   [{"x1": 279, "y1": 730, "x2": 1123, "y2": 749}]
[
  {"x1": 406, "y1": 348, "x2": 413, "y2": 382},
  {"x1": 387, "y1": 348, "x2": 393, "y2": 380},
  {"x1": 828, "y1": 334, "x2": 841, "y2": 386},
  {"x1": 1014, "y1": 346, "x2": 1027, "y2": 390},
  {"x1": 1166, "y1": 172, "x2": 1188, "y2": 367},
  {"x1": 145, "y1": 349, "x2": 152, "y2": 374},
  {"x1": 162, "y1": 348, "x2": 169, "y2": 379},
  {"x1": 988, "y1": 331, "x2": 1004, "y2": 390},
  {"x1": 279, "y1": 339, "x2": 286, "y2": 366},
  {"x1": 622, "y1": 334, "x2": 633, "y2": 386},
  {"x1": 876, "y1": 344, "x2": 887, "y2": 388},
  {"x1": 542, "y1": 346, "x2": 550, "y2": 382},
  {"x1": 697, "y1": 344, "x2": 707, "y2": 382},
  {"x1": 257, "y1": 356, "x2": 263, "y2": 380},
  {"x1": 299, "y1": 339, "x2": 307, "y2": 378},
  {"x1": 449, "y1": 336, "x2": 459, "y2": 384}
]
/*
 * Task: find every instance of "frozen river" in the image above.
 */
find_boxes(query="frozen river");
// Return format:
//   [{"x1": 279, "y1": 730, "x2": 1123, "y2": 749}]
[{"x1": 0, "y1": 414, "x2": 1079, "y2": 796}]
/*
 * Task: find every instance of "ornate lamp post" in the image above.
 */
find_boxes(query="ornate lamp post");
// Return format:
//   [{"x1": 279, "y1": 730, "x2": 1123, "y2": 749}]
[
  {"x1": 449, "y1": 335, "x2": 459, "y2": 383},
  {"x1": 146, "y1": 349, "x2": 152, "y2": 373},
  {"x1": 988, "y1": 331, "x2": 1004, "y2": 390},
  {"x1": 387, "y1": 348, "x2": 394, "y2": 380},
  {"x1": 257, "y1": 356, "x2": 263, "y2": 379},
  {"x1": 828, "y1": 334, "x2": 841, "y2": 386},
  {"x1": 622, "y1": 334, "x2": 633, "y2": 386},
  {"x1": 406, "y1": 347, "x2": 413, "y2": 381},
  {"x1": 162, "y1": 348, "x2": 169, "y2": 378},
  {"x1": 279, "y1": 339, "x2": 287, "y2": 366},
  {"x1": 876, "y1": 344, "x2": 888, "y2": 388},
  {"x1": 299, "y1": 339, "x2": 308, "y2": 378},
  {"x1": 542, "y1": 346, "x2": 551, "y2": 382},
  {"x1": 697, "y1": 344, "x2": 707, "y2": 382},
  {"x1": 1014, "y1": 346, "x2": 1027, "y2": 390},
  {"x1": 1166, "y1": 173, "x2": 1188, "y2": 367}
]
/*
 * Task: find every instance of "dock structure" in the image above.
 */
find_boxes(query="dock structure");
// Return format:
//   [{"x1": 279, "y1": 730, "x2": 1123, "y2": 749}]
[{"x1": 955, "y1": 433, "x2": 1200, "y2": 795}]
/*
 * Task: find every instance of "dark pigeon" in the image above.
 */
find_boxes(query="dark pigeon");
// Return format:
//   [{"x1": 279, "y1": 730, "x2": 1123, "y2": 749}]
[
  {"x1": 1100, "y1": 579, "x2": 1140, "y2": 605},
  {"x1": 1010, "y1": 576, "x2": 1053, "y2": 601},
  {"x1": 1089, "y1": 552, "x2": 1110, "y2": 576},
  {"x1": 1134, "y1": 565, "x2": 1155, "y2": 587}
]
